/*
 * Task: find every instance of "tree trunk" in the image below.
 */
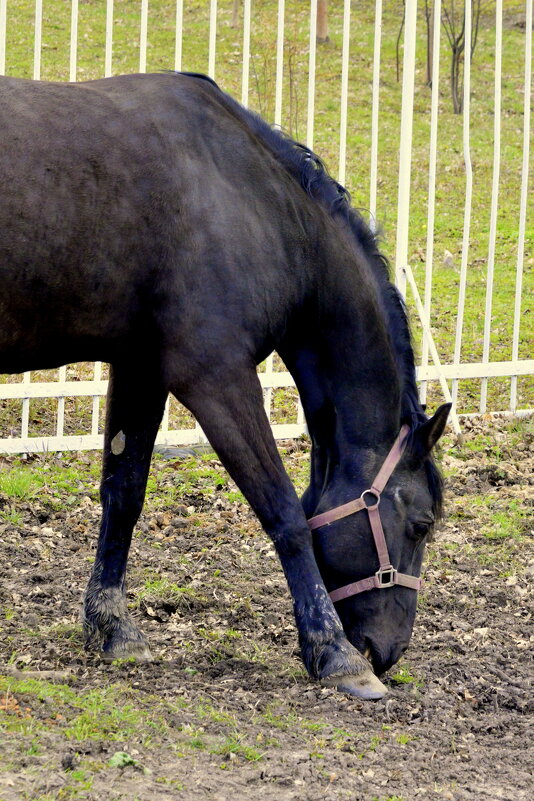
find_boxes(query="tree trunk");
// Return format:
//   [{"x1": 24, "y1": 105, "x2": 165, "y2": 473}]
[
  {"x1": 451, "y1": 45, "x2": 463, "y2": 114},
  {"x1": 231, "y1": 0, "x2": 239, "y2": 29},
  {"x1": 317, "y1": 0, "x2": 329, "y2": 43}
]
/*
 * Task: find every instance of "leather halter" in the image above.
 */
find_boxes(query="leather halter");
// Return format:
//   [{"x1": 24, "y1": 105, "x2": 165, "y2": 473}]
[{"x1": 307, "y1": 425, "x2": 422, "y2": 603}]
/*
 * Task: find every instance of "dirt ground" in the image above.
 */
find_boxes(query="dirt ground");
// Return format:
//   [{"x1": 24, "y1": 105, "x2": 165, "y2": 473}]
[{"x1": 0, "y1": 415, "x2": 532, "y2": 801}]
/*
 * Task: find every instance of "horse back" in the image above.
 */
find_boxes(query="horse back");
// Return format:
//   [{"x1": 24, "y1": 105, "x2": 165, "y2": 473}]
[{"x1": 0, "y1": 74, "x2": 316, "y2": 372}]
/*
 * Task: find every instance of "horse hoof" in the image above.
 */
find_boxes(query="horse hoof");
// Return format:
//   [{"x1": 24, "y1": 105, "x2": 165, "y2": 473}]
[
  {"x1": 321, "y1": 669, "x2": 387, "y2": 700},
  {"x1": 100, "y1": 641, "x2": 154, "y2": 664}
]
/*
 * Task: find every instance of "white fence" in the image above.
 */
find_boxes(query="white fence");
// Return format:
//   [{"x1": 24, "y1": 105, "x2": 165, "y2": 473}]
[{"x1": 0, "y1": 0, "x2": 532, "y2": 453}]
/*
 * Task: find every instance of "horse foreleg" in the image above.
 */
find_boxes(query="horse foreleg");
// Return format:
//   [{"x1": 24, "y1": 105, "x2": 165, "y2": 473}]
[
  {"x1": 83, "y1": 365, "x2": 167, "y2": 662},
  {"x1": 175, "y1": 362, "x2": 386, "y2": 698}
]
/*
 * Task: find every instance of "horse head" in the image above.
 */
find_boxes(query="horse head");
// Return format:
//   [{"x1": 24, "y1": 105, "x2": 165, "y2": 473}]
[{"x1": 309, "y1": 404, "x2": 450, "y2": 676}]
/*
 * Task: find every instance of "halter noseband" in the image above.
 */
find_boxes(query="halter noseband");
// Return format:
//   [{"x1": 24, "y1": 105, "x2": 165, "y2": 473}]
[{"x1": 307, "y1": 425, "x2": 422, "y2": 603}]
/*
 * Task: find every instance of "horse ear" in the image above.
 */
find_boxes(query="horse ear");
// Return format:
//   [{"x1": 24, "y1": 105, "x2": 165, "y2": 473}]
[{"x1": 415, "y1": 403, "x2": 452, "y2": 453}]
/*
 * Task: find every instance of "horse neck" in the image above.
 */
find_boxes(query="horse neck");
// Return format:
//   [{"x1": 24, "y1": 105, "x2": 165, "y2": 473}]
[{"x1": 279, "y1": 246, "x2": 402, "y2": 514}]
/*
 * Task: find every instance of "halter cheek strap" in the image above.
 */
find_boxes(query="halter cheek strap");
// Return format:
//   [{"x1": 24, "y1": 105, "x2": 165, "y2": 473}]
[{"x1": 307, "y1": 425, "x2": 423, "y2": 602}]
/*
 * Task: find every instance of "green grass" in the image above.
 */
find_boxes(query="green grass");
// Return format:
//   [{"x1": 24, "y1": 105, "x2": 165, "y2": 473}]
[
  {"x1": 389, "y1": 663, "x2": 424, "y2": 688},
  {"x1": 0, "y1": 456, "x2": 100, "y2": 518},
  {"x1": 0, "y1": 674, "x2": 264, "y2": 756},
  {"x1": 0, "y1": 468, "x2": 45, "y2": 499},
  {"x1": 0, "y1": 508, "x2": 24, "y2": 525},
  {"x1": 135, "y1": 576, "x2": 200, "y2": 606},
  {"x1": 448, "y1": 493, "x2": 530, "y2": 542},
  {"x1": 0, "y1": 0, "x2": 531, "y2": 421},
  {"x1": 211, "y1": 735, "x2": 263, "y2": 763}
]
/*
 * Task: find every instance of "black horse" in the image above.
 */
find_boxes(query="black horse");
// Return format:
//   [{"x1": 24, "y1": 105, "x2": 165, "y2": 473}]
[{"x1": 0, "y1": 72, "x2": 449, "y2": 699}]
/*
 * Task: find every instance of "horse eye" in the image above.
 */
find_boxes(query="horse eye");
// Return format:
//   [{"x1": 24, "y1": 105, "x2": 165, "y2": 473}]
[{"x1": 409, "y1": 521, "x2": 432, "y2": 540}]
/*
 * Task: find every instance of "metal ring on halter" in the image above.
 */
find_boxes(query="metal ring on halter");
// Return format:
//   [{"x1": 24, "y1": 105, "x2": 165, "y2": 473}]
[
  {"x1": 360, "y1": 489, "x2": 380, "y2": 510},
  {"x1": 375, "y1": 566, "x2": 396, "y2": 588}
]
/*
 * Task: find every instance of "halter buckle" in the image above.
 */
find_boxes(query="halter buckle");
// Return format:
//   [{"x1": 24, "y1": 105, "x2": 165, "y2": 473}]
[{"x1": 376, "y1": 566, "x2": 396, "y2": 588}]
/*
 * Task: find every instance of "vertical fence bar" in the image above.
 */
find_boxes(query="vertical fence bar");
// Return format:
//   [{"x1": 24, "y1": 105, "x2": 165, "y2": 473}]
[
  {"x1": 208, "y1": 0, "x2": 217, "y2": 79},
  {"x1": 394, "y1": 0, "x2": 418, "y2": 296},
  {"x1": 161, "y1": 397, "x2": 170, "y2": 435},
  {"x1": 510, "y1": 0, "x2": 532, "y2": 411},
  {"x1": 297, "y1": 398, "x2": 306, "y2": 428},
  {"x1": 91, "y1": 363, "x2": 102, "y2": 436},
  {"x1": 241, "y1": 0, "x2": 251, "y2": 107},
  {"x1": 369, "y1": 0, "x2": 382, "y2": 228},
  {"x1": 139, "y1": 0, "x2": 148, "y2": 73},
  {"x1": 451, "y1": 0, "x2": 473, "y2": 407},
  {"x1": 306, "y1": 0, "x2": 318, "y2": 149},
  {"x1": 0, "y1": 0, "x2": 7, "y2": 75},
  {"x1": 105, "y1": 0, "x2": 113, "y2": 77},
  {"x1": 480, "y1": 0, "x2": 502, "y2": 413},
  {"x1": 33, "y1": 0, "x2": 43, "y2": 80},
  {"x1": 274, "y1": 0, "x2": 285, "y2": 127},
  {"x1": 263, "y1": 356, "x2": 274, "y2": 420},
  {"x1": 337, "y1": 0, "x2": 351, "y2": 186},
  {"x1": 420, "y1": 0, "x2": 441, "y2": 406},
  {"x1": 69, "y1": 0, "x2": 78, "y2": 81},
  {"x1": 174, "y1": 0, "x2": 183, "y2": 70},
  {"x1": 404, "y1": 265, "x2": 461, "y2": 435},
  {"x1": 56, "y1": 367, "x2": 67, "y2": 437},
  {"x1": 21, "y1": 373, "x2": 31, "y2": 439}
]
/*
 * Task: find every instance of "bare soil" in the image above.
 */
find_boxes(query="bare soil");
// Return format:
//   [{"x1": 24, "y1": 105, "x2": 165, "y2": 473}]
[{"x1": 0, "y1": 416, "x2": 532, "y2": 801}]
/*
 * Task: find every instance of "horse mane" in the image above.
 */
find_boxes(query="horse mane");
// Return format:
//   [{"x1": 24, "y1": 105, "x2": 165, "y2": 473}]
[{"x1": 180, "y1": 72, "x2": 443, "y2": 516}]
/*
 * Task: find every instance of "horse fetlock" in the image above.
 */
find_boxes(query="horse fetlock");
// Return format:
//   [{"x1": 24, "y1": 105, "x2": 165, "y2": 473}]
[
  {"x1": 83, "y1": 611, "x2": 152, "y2": 663},
  {"x1": 83, "y1": 584, "x2": 127, "y2": 630},
  {"x1": 82, "y1": 584, "x2": 151, "y2": 662},
  {"x1": 302, "y1": 629, "x2": 370, "y2": 681}
]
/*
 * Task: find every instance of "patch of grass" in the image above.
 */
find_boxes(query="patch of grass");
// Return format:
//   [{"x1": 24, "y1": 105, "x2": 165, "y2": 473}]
[
  {"x1": 25, "y1": 738, "x2": 41, "y2": 756},
  {"x1": 197, "y1": 627, "x2": 242, "y2": 643},
  {"x1": 154, "y1": 776, "x2": 185, "y2": 789},
  {"x1": 0, "y1": 468, "x2": 45, "y2": 499},
  {"x1": 0, "y1": 677, "x2": 165, "y2": 744},
  {"x1": 211, "y1": 735, "x2": 263, "y2": 762},
  {"x1": 223, "y1": 490, "x2": 245, "y2": 504},
  {"x1": 447, "y1": 492, "x2": 530, "y2": 539},
  {"x1": 455, "y1": 434, "x2": 504, "y2": 461},
  {"x1": 110, "y1": 656, "x2": 139, "y2": 667},
  {"x1": 177, "y1": 723, "x2": 207, "y2": 752},
  {"x1": 261, "y1": 703, "x2": 298, "y2": 731},
  {"x1": 0, "y1": 508, "x2": 24, "y2": 525},
  {"x1": 135, "y1": 577, "x2": 199, "y2": 607},
  {"x1": 39, "y1": 622, "x2": 83, "y2": 644},
  {"x1": 373, "y1": 797, "x2": 406, "y2": 801},
  {"x1": 57, "y1": 767, "x2": 94, "y2": 797},
  {"x1": 107, "y1": 750, "x2": 139, "y2": 768},
  {"x1": 505, "y1": 415, "x2": 534, "y2": 439},
  {"x1": 482, "y1": 500, "x2": 529, "y2": 541},
  {"x1": 154, "y1": 775, "x2": 185, "y2": 789},
  {"x1": 0, "y1": 458, "x2": 99, "y2": 517},
  {"x1": 390, "y1": 663, "x2": 424, "y2": 688}
]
